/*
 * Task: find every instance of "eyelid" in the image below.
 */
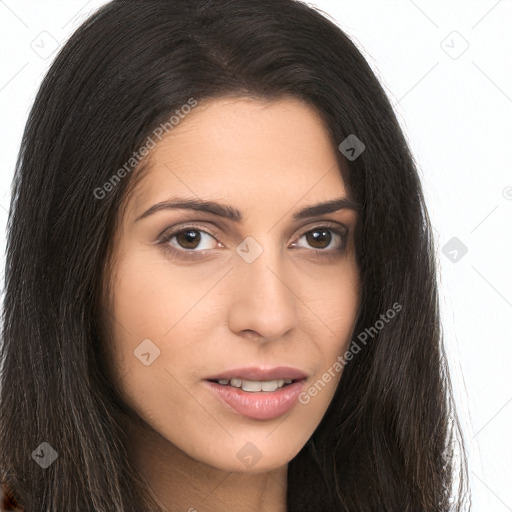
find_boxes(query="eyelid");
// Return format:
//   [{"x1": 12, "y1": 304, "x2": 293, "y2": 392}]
[{"x1": 157, "y1": 219, "x2": 350, "y2": 242}]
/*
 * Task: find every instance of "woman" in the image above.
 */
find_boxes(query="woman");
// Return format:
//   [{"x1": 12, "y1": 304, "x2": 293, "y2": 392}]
[{"x1": 0, "y1": 0, "x2": 469, "y2": 510}]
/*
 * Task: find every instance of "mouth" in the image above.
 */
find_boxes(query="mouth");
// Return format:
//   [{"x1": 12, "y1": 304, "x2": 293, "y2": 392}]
[{"x1": 203, "y1": 366, "x2": 309, "y2": 420}]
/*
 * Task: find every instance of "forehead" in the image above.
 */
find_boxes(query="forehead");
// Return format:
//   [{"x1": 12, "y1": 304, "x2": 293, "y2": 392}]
[{"x1": 128, "y1": 96, "x2": 350, "y2": 220}]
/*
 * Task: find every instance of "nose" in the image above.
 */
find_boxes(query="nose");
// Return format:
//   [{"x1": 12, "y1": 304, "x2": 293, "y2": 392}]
[{"x1": 227, "y1": 242, "x2": 298, "y2": 343}]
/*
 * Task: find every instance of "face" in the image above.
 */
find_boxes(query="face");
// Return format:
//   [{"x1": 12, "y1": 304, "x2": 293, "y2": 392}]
[{"x1": 104, "y1": 96, "x2": 360, "y2": 474}]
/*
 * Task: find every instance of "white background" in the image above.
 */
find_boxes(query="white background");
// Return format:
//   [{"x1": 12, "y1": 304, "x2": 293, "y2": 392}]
[{"x1": 1, "y1": 1, "x2": 511, "y2": 510}]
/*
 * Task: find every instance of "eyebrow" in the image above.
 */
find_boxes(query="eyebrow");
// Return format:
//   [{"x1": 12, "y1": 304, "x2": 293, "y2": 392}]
[{"x1": 134, "y1": 196, "x2": 361, "y2": 223}]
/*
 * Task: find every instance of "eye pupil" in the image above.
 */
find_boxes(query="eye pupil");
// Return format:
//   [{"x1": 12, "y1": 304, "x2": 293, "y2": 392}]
[
  {"x1": 177, "y1": 229, "x2": 201, "y2": 249},
  {"x1": 306, "y1": 229, "x2": 331, "y2": 249}
]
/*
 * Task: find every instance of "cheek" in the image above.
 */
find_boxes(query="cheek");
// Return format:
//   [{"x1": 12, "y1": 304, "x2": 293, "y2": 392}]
[
  {"x1": 295, "y1": 286, "x2": 356, "y2": 412},
  {"x1": 303, "y1": 263, "x2": 360, "y2": 389},
  {"x1": 106, "y1": 250, "x2": 219, "y2": 396},
  {"x1": 108, "y1": 249, "x2": 203, "y2": 351},
  {"x1": 304, "y1": 261, "x2": 360, "y2": 341}
]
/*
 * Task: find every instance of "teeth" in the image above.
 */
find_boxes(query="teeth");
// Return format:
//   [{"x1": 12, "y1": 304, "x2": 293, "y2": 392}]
[
  {"x1": 261, "y1": 380, "x2": 280, "y2": 392},
  {"x1": 215, "y1": 378, "x2": 293, "y2": 392},
  {"x1": 242, "y1": 380, "x2": 263, "y2": 392}
]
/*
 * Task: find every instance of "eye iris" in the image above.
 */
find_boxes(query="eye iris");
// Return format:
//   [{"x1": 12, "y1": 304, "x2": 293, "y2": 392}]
[
  {"x1": 176, "y1": 229, "x2": 201, "y2": 249},
  {"x1": 306, "y1": 229, "x2": 331, "y2": 249}
]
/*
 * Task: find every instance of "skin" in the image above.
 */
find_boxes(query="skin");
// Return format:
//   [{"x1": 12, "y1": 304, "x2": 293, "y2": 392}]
[{"x1": 103, "y1": 96, "x2": 361, "y2": 512}]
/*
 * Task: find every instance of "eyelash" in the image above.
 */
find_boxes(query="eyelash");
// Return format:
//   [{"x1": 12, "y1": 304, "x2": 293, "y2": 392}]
[{"x1": 156, "y1": 223, "x2": 348, "y2": 261}]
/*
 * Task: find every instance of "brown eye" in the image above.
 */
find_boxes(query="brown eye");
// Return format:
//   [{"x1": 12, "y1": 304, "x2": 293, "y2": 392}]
[
  {"x1": 175, "y1": 229, "x2": 202, "y2": 249},
  {"x1": 166, "y1": 228, "x2": 218, "y2": 251},
  {"x1": 304, "y1": 229, "x2": 332, "y2": 249},
  {"x1": 295, "y1": 227, "x2": 346, "y2": 253},
  {"x1": 158, "y1": 225, "x2": 219, "y2": 259},
  {"x1": 158, "y1": 223, "x2": 347, "y2": 261}
]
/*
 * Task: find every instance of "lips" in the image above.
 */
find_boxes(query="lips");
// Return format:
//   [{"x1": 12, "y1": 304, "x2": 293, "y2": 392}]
[
  {"x1": 204, "y1": 379, "x2": 307, "y2": 420},
  {"x1": 203, "y1": 366, "x2": 309, "y2": 420},
  {"x1": 204, "y1": 366, "x2": 309, "y2": 382}
]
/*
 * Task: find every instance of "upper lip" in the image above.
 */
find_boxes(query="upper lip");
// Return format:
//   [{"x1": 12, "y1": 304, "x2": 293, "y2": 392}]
[{"x1": 205, "y1": 366, "x2": 309, "y2": 381}]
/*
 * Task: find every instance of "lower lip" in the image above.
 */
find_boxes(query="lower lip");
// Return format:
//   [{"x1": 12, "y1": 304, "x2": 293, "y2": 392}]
[{"x1": 204, "y1": 379, "x2": 306, "y2": 420}]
